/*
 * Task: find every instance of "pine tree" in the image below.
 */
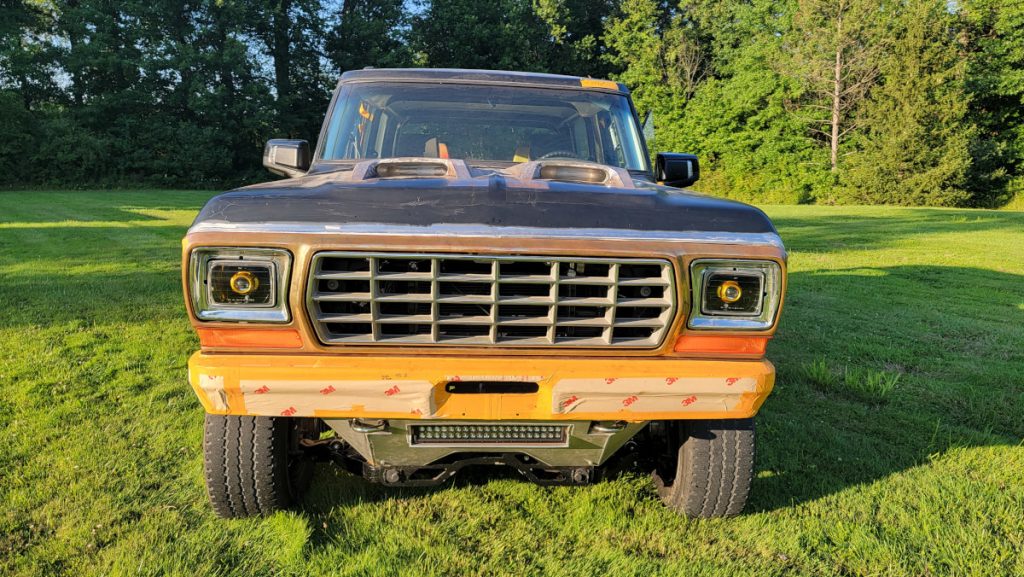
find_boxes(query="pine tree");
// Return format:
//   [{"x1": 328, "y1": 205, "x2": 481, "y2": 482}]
[
  {"x1": 843, "y1": 0, "x2": 975, "y2": 206},
  {"x1": 960, "y1": 0, "x2": 1024, "y2": 206}
]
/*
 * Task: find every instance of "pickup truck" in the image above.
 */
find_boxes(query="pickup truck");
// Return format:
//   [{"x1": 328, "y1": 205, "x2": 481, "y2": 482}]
[{"x1": 183, "y1": 68, "x2": 786, "y2": 519}]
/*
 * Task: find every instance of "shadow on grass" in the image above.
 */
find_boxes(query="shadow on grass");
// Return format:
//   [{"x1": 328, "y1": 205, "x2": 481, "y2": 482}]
[
  {"x1": 0, "y1": 190, "x2": 213, "y2": 224},
  {"x1": 297, "y1": 265, "x2": 1023, "y2": 523},
  {"x1": 749, "y1": 265, "x2": 1023, "y2": 512},
  {"x1": 0, "y1": 262, "x2": 186, "y2": 330},
  {"x1": 302, "y1": 461, "x2": 534, "y2": 508},
  {"x1": 0, "y1": 220, "x2": 190, "y2": 330},
  {"x1": 772, "y1": 209, "x2": 1024, "y2": 253}
]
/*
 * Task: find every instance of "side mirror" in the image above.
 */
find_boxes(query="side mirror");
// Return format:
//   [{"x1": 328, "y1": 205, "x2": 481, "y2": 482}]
[
  {"x1": 655, "y1": 152, "x2": 699, "y2": 188},
  {"x1": 263, "y1": 139, "x2": 310, "y2": 177}
]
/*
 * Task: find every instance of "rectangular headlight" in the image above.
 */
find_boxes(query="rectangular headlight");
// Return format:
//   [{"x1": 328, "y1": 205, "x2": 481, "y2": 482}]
[
  {"x1": 688, "y1": 259, "x2": 782, "y2": 330},
  {"x1": 190, "y1": 247, "x2": 292, "y2": 322}
]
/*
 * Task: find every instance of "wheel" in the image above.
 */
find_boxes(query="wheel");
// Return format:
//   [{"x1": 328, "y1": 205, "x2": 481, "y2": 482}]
[
  {"x1": 652, "y1": 418, "x2": 755, "y2": 518},
  {"x1": 202, "y1": 414, "x2": 317, "y2": 518}
]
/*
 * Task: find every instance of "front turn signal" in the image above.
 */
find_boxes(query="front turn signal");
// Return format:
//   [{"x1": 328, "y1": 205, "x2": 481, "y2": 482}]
[
  {"x1": 673, "y1": 335, "x2": 769, "y2": 355},
  {"x1": 197, "y1": 328, "x2": 303, "y2": 349}
]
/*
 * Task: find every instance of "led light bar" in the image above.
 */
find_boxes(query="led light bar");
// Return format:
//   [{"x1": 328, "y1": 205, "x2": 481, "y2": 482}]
[{"x1": 410, "y1": 424, "x2": 568, "y2": 445}]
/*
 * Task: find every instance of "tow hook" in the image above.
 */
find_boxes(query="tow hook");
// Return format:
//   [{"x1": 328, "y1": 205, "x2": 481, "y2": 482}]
[
  {"x1": 351, "y1": 419, "x2": 388, "y2": 433},
  {"x1": 382, "y1": 468, "x2": 402, "y2": 485},
  {"x1": 571, "y1": 468, "x2": 590, "y2": 484}
]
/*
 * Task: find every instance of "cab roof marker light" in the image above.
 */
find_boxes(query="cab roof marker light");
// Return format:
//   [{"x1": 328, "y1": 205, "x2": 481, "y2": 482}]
[{"x1": 580, "y1": 78, "x2": 621, "y2": 90}]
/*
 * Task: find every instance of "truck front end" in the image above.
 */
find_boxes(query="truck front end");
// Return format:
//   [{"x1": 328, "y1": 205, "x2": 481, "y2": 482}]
[{"x1": 183, "y1": 69, "x2": 786, "y2": 518}]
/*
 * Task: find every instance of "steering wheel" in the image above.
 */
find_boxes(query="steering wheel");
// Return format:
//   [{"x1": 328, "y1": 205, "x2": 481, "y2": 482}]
[{"x1": 537, "y1": 150, "x2": 580, "y2": 160}]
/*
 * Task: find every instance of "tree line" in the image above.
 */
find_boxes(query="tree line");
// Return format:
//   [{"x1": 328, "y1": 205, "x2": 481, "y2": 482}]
[{"x1": 1, "y1": 0, "x2": 1021, "y2": 207}]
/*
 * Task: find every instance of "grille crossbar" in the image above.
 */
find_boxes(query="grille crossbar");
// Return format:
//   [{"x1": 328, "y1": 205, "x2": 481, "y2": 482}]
[{"x1": 307, "y1": 253, "x2": 675, "y2": 347}]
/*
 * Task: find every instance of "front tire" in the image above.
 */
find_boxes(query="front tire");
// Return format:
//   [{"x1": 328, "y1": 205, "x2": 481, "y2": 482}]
[
  {"x1": 653, "y1": 418, "x2": 755, "y2": 518},
  {"x1": 202, "y1": 414, "x2": 316, "y2": 518}
]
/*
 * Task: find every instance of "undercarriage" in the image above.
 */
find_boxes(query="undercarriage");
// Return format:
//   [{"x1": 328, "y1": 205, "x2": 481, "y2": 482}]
[{"x1": 303, "y1": 418, "x2": 648, "y2": 487}]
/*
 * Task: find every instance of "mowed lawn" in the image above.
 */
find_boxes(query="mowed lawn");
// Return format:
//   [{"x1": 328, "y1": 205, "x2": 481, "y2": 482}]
[{"x1": 1, "y1": 190, "x2": 1022, "y2": 577}]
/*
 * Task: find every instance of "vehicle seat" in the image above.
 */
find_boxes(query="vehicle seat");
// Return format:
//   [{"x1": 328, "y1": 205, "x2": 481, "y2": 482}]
[
  {"x1": 512, "y1": 145, "x2": 531, "y2": 163},
  {"x1": 424, "y1": 137, "x2": 449, "y2": 159}
]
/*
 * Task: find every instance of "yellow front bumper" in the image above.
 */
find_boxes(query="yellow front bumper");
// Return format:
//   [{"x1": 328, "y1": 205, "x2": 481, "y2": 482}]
[{"x1": 188, "y1": 353, "x2": 775, "y2": 421}]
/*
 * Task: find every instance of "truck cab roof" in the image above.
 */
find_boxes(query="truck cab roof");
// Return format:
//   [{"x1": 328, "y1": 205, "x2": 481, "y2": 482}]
[{"x1": 338, "y1": 68, "x2": 629, "y2": 93}]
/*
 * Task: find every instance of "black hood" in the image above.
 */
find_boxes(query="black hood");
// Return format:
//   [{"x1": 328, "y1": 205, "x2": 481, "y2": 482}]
[{"x1": 191, "y1": 174, "x2": 777, "y2": 235}]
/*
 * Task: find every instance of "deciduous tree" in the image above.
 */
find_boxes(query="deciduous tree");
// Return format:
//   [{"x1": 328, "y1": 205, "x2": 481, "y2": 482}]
[{"x1": 783, "y1": 0, "x2": 885, "y2": 173}]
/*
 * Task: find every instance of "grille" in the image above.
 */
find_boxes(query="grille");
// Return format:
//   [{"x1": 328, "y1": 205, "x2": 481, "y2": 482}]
[
  {"x1": 410, "y1": 424, "x2": 568, "y2": 445},
  {"x1": 307, "y1": 252, "x2": 676, "y2": 347}
]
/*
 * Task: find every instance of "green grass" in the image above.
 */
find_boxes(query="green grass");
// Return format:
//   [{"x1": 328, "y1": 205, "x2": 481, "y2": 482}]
[
  {"x1": 801, "y1": 358, "x2": 902, "y2": 404},
  {"x1": 2, "y1": 191, "x2": 1023, "y2": 576}
]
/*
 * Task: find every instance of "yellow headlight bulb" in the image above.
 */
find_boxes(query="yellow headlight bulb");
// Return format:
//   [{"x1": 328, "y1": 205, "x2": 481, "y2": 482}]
[
  {"x1": 717, "y1": 280, "x2": 742, "y2": 303},
  {"x1": 229, "y1": 270, "x2": 259, "y2": 295}
]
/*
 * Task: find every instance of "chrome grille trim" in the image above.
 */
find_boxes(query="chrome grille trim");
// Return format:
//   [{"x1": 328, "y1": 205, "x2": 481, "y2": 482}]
[
  {"x1": 188, "y1": 221, "x2": 786, "y2": 249},
  {"x1": 306, "y1": 252, "x2": 676, "y2": 347}
]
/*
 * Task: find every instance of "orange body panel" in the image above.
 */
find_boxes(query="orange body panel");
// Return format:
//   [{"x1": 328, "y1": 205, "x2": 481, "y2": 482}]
[
  {"x1": 189, "y1": 352, "x2": 775, "y2": 421},
  {"x1": 673, "y1": 335, "x2": 769, "y2": 355},
  {"x1": 197, "y1": 328, "x2": 304, "y2": 348}
]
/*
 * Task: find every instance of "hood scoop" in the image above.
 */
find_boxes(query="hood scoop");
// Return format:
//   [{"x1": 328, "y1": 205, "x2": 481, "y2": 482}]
[
  {"x1": 339, "y1": 157, "x2": 634, "y2": 188},
  {"x1": 375, "y1": 160, "x2": 449, "y2": 178},
  {"x1": 347, "y1": 158, "x2": 471, "y2": 181},
  {"x1": 514, "y1": 160, "x2": 634, "y2": 188},
  {"x1": 538, "y1": 164, "x2": 613, "y2": 185}
]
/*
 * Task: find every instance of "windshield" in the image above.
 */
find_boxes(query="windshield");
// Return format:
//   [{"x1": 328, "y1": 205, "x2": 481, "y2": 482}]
[{"x1": 319, "y1": 82, "x2": 649, "y2": 171}]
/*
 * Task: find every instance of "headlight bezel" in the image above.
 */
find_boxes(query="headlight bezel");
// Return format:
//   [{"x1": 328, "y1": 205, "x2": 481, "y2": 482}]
[
  {"x1": 190, "y1": 247, "x2": 292, "y2": 323},
  {"x1": 688, "y1": 259, "x2": 782, "y2": 330}
]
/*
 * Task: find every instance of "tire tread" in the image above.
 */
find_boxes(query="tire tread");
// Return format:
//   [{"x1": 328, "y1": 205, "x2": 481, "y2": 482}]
[
  {"x1": 657, "y1": 418, "x2": 755, "y2": 518},
  {"x1": 202, "y1": 414, "x2": 306, "y2": 518}
]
